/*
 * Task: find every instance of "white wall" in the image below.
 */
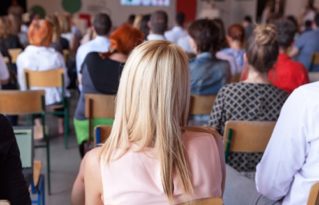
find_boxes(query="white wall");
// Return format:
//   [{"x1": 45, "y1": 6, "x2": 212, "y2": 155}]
[{"x1": 27, "y1": 0, "x2": 176, "y2": 27}]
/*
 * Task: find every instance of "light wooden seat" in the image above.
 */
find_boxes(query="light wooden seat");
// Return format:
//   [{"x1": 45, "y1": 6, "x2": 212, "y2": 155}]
[
  {"x1": 94, "y1": 125, "x2": 112, "y2": 145},
  {"x1": 308, "y1": 182, "x2": 319, "y2": 205},
  {"x1": 0, "y1": 200, "x2": 10, "y2": 205},
  {"x1": 189, "y1": 95, "x2": 216, "y2": 115},
  {"x1": 85, "y1": 93, "x2": 115, "y2": 142},
  {"x1": 179, "y1": 197, "x2": 223, "y2": 205},
  {"x1": 8, "y1": 48, "x2": 22, "y2": 64},
  {"x1": 223, "y1": 120, "x2": 276, "y2": 162},
  {"x1": 25, "y1": 68, "x2": 70, "y2": 150}
]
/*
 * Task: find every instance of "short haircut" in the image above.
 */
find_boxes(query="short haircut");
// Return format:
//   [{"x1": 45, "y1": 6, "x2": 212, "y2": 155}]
[
  {"x1": 176, "y1": 11, "x2": 185, "y2": 26},
  {"x1": 315, "y1": 13, "x2": 319, "y2": 27},
  {"x1": 127, "y1": 14, "x2": 135, "y2": 25},
  {"x1": 274, "y1": 18, "x2": 296, "y2": 49},
  {"x1": 244, "y1": 15, "x2": 252, "y2": 23},
  {"x1": 188, "y1": 19, "x2": 219, "y2": 53},
  {"x1": 246, "y1": 24, "x2": 279, "y2": 73},
  {"x1": 150, "y1": 10, "x2": 168, "y2": 34},
  {"x1": 93, "y1": 13, "x2": 112, "y2": 36},
  {"x1": 227, "y1": 24, "x2": 245, "y2": 44}
]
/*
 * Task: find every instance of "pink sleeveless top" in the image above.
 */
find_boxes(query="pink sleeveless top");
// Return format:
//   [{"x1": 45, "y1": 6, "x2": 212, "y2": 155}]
[{"x1": 100, "y1": 131, "x2": 223, "y2": 204}]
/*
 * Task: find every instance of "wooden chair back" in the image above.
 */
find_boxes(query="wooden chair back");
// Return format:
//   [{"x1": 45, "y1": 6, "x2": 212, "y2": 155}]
[
  {"x1": 24, "y1": 68, "x2": 64, "y2": 88},
  {"x1": 311, "y1": 52, "x2": 319, "y2": 66},
  {"x1": 94, "y1": 125, "x2": 112, "y2": 145},
  {"x1": 308, "y1": 182, "x2": 319, "y2": 205},
  {"x1": 0, "y1": 90, "x2": 45, "y2": 115},
  {"x1": 85, "y1": 94, "x2": 116, "y2": 141},
  {"x1": 223, "y1": 121, "x2": 276, "y2": 161},
  {"x1": 179, "y1": 197, "x2": 223, "y2": 205},
  {"x1": 189, "y1": 95, "x2": 216, "y2": 115},
  {"x1": 8, "y1": 48, "x2": 22, "y2": 63}
]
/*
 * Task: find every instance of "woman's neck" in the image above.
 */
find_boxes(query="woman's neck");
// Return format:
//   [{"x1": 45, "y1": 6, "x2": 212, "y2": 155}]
[
  {"x1": 229, "y1": 41, "x2": 242, "y2": 50},
  {"x1": 244, "y1": 65, "x2": 270, "y2": 84}
]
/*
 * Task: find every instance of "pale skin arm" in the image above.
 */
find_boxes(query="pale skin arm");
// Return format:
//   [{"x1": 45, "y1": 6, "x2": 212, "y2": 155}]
[
  {"x1": 289, "y1": 46, "x2": 299, "y2": 58},
  {"x1": 71, "y1": 148, "x2": 104, "y2": 205}
]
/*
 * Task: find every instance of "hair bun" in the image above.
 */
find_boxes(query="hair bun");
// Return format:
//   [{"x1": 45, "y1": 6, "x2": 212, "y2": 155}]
[{"x1": 254, "y1": 24, "x2": 277, "y2": 45}]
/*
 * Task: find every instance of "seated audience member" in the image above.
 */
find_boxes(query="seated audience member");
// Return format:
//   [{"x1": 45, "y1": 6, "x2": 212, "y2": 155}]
[
  {"x1": 303, "y1": 19, "x2": 313, "y2": 33},
  {"x1": 220, "y1": 24, "x2": 246, "y2": 74},
  {"x1": 46, "y1": 15, "x2": 69, "y2": 53},
  {"x1": 0, "y1": 54, "x2": 9, "y2": 88},
  {"x1": 127, "y1": 14, "x2": 135, "y2": 25},
  {"x1": 76, "y1": 13, "x2": 112, "y2": 89},
  {"x1": 188, "y1": 19, "x2": 230, "y2": 95},
  {"x1": 147, "y1": 10, "x2": 168, "y2": 41},
  {"x1": 291, "y1": 13, "x2": 319, "y2": 71},
  {"x1": 242, "y1": 15, "x2": 254, "y2": 41},
  {"x1": 139, "y1": 14, "x2": 151, "y2": 40},
  {"x1": 74, "y1": 24, "x2": 144, "y2": 157},
  {"x1": 16, "y1": 19, "x2": 69, "y2": 136},
  {"x1": 224, "y1": 81, "x2": 319, "y2": 205},
  {"x1": 269, "y1": 19, "x2": 309, "y2": 93},
  {"x1": 209, "y1": 24, "x2": 288, "y2": 172},
  {"x1": 0, "y1": 16, "x2": 22, "y2": 60},
  {"x1": 165, "y1": 11, "x2": 187, "y2": 43},
  {"x1": 0, "y1": 114, "x2": 31, "y2": 205},
  {"x1": 71, "y1": 41, "x2": 225, "y2": 205},
  {"x1": 256, "y1": 83, "x2": 319, "y2": 204},
  {"x1": 7, "y1": 14, "x2": 27, "y2": 48}
]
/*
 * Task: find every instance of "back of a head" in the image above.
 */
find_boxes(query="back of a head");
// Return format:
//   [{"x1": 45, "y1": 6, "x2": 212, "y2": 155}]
[
  {"x1": 188, "y1": 19, "x2": 219, "y2": 53},
  {"x1": 228, "y1": 24, "x2": 245, "y2": 44},
  {"x1": 274, "y1": 18, "x2": 296, "y2": 49},
  {"x1": 244, "y1": 15, "x2": 252, "y2": 24},
  {"x1": 57, "y1": 13, "x2": 71, "y2": 33},
  {"x1": 101, "y1": 40, "x2": 193, "y2": 201},
  {"x1": 246, "y1": 24, "x2": 278, "y2": 73},
  {"x1": 127, "y1": 14, "x2": 136, "y2": 25},
  {"x1": 93, "y1": 13, "x2": 112, "y2": 36},
  {"x1": 150, "y1": 10, "x2": 168, "y2": 34},
  {"x1": 140, "y1": 14, "x2": 151, "y2": 38},
  {"x1": 212, "y1": 18, "x2": 228, "y2": 50},
  {"x1": 315, "y1": 13, "x2": 319, "y2": 27},
  {"x1": 176, "y1": 11, "x2": 185, "y2": 27},
  {"x1": 28, "y1": 19, "x2": 53, "y2": 47},
  {"x1": 109, "y1": 24, "x2": 144, "y2": 55},
  {"x1": 46, "y1": 14, "x2": 61, "y2": 42}
]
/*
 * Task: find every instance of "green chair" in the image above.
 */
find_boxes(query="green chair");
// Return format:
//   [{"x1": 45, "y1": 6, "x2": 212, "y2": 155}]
[{"x1": 24, "y1": 68, "x2": 70, "y2": 149}]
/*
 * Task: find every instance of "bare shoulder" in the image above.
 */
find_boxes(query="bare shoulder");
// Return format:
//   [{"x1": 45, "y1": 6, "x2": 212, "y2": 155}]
[{"x1": 83, "y1": 147, "x2": 102, "y2": 171}]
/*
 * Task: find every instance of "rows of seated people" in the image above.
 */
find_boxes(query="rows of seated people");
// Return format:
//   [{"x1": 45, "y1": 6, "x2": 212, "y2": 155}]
[{"x1": 0, "y1": 8, "x2": 318, "y2": 205}]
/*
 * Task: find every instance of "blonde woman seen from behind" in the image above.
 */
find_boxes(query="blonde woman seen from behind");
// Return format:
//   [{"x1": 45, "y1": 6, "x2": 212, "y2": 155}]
[{"x1": 71, "y1": 41, "x2": 225, "y2": 205}]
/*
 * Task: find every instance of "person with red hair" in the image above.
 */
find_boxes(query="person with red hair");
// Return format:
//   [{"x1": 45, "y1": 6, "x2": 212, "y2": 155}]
[
  {"x1": 16, "y1": 19, "x2": 69, "y2": 136},
  {"x1": 74, "y1": 24, "x2": 144, "y2": 157}
]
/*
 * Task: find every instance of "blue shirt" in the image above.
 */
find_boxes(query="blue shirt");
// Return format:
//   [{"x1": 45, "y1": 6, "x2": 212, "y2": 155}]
[
  {"x1": 295, "y1": 29, "x2": 319, "y2": 71},
  {"x1": 189, "y1": 52, "x2": 229, "y2": 95},
  {"x1": 220, "y1": 48, "x2": 245, "y2": 71}
]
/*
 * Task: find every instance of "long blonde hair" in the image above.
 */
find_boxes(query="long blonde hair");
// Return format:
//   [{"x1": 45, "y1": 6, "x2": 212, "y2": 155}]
[{"x1": 100, "y1": 40, "x2": 193, "y2": 202}]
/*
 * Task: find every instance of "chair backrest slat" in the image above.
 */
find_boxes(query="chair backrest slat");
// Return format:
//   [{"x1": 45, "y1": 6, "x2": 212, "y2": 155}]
[
  {"x1": 13, "y1": 127, "x2": 33, "y2": 169},
  {"x1": 25, "y1": 68, "x2": 64, "y2": 88},
  {"x1": 189, "y1": 95, "x2": 216, "y2": 115},
  {"x1": 223, "y1": 120, "x2": 276, "y2": 153},
  {"x1": 0, "y1": 90, "x2": 45, "y2": 115},
  {"x1": 308, "y1": 182, "x2": 319, "y2": 205},
  {"x1": 85, "y1": 94, "x2": 115, "y2": 118},
  {"x1": 94, "y1": 125, "x2": 112, "y2": 145}
]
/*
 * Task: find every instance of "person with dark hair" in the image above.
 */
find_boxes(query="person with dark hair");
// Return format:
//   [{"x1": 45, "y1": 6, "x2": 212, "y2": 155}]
[
  {"x1": 242, "y1": 15, "x2": 254, "y2": 41},
  {"x1": 0, "y1": 114, "x2": 31, "y2": 205},
  {"x1": 220, "y1": 24, "x2": 246, "y2": 74},
  {"x1": 165, "y1": 11, "x2": 187, "y2": 43},
  {"x1": 286, "y1": 15, "x2": 299, "y2": 34},
  {"x1": 188, "y1": 19, "x2": 230, "y2": 96},
  {"x1": 304, "y1": 19, "x2": 313, "y2": 33},
  {"x1": 127, "y1": 14, "x2": 135, "y2": 25},
  {"x1": 139, "y1": 14, "x2": 151, "y2": 40},
  {"x1": 268, "y1": 18, "x2": 309, "y2": 93},
  {"x1": 147, "y1": 10, "x2": 168, "y2": 41},
  {"x1": 291, "y1": 13, "x2": 319, "y2": 71},
  {"x1": 209, "y1": 24, "x2": 288, "y2": 173},
  {"x1": 76, "y1": 13, "x2": 112, "y2": 89}
]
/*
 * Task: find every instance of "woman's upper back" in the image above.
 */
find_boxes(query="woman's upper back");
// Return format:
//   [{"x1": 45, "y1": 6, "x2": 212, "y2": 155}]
[
  {"x1": 209, "y1": 82, "x2": 288, "y2": 134},
  {"x1": 99, "y1": 130, "x2": 224, "y2": 205}
]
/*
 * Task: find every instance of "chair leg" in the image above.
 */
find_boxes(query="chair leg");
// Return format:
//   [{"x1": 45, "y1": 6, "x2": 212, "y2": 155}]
[
  {"x1": 46, "y1": 139, "x2": 51, "y2": 195},
  {"x1": 41, "y1": 175, "x2": 45, "y2": 205},
  {"x1": 64, "y1": 102, "x2": 70, "y2": 149}
]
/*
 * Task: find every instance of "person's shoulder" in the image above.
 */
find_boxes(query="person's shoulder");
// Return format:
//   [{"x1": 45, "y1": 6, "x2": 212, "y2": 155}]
[
  {"x1": 83, "y1": 147, "x2": 102, "y2": 170},
  {"x1": 292, "y1": 82, "x2": 319, "y2": 99}
]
